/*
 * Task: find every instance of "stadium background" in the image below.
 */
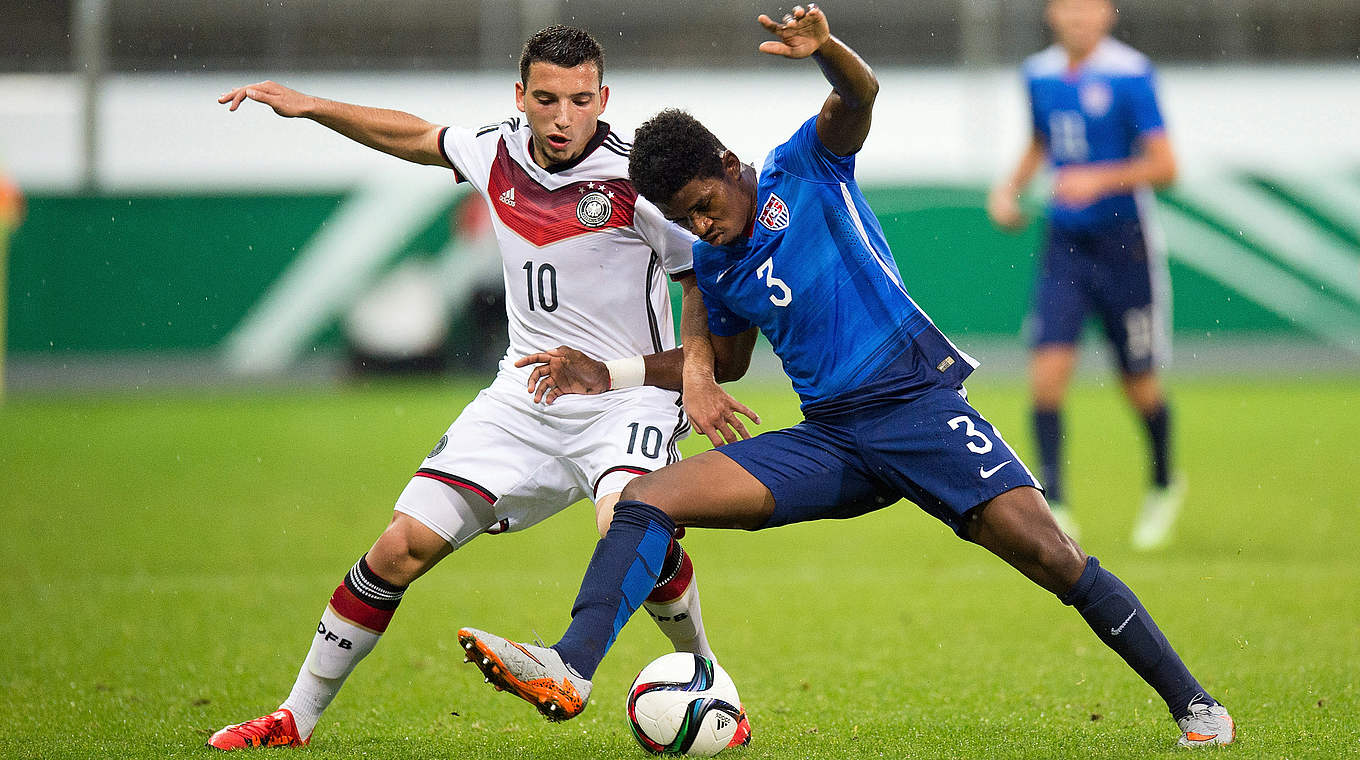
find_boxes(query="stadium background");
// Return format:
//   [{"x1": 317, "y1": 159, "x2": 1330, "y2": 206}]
[
  {"x1": 2, "y1": 0, "x2": 1358, "y2": 384},
  {"x1": 2, "y1": 3, "x2": 1358, "y2": 759}
]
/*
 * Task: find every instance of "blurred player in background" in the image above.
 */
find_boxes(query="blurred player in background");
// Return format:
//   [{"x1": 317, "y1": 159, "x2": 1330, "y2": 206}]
[
  {"x1": 0, "y1": 160, "x2": 23, "y2": 404},
  {"x1": 987, "y1": 0, "x2": 1182, "y2": 549},
  {"x1": 457, "y1": 5, "x2": 1234, "y2": 748},
  {"x1": 207, "y1": 25, "x2": 754, "y2": 750}
]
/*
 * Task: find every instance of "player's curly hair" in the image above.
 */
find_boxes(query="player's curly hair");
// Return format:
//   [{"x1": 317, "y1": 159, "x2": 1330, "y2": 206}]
[
  {"x1": 520, "y1": 25, "x2": 605, "y2": 85},
  {"x1": 629, "y1": 109, "x2": 728, "y2": 206}
]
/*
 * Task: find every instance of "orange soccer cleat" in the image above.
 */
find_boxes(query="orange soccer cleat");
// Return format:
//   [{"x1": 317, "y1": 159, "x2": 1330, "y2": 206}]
[
  {"x1": 728, "y1": 706, "x2": 753, "y2": 748},
  {"x1": 206, "y1": 708, "x2": 309, "y2": 751},
  {"x1": 458, "y1": 627, "x2": 593, "y2": 722}
]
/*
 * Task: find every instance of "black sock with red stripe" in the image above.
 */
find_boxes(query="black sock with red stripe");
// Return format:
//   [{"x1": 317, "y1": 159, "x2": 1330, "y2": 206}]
[{"x1": 334, "y1": 554, "x2": 407, "y2": 631}]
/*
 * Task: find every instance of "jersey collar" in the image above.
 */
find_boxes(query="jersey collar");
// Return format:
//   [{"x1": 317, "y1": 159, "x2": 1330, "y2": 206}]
[{"x1": 528, "y1": 121, "x2": 612, "y2": 175}]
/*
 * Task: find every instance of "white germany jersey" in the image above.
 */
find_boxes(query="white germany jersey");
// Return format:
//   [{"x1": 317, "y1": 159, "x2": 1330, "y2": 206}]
[{"x1": 438, "y1": 118, "x2": 695, "y2": 382}]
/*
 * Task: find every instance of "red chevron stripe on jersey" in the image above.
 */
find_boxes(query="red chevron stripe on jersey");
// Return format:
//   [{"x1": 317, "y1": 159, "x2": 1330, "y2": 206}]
[{"x1": 488, "y1": 139, "x2": 637, "y2": 246}]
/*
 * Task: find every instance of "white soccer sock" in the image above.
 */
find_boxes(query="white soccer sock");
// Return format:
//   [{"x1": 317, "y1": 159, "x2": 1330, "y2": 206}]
[
  {"x1": 281, "y1": 605, "x2": 383, "y2": 740},
  {"x1": 644, "y1": 545, "x2": 717, "y2": 663},
  {"x1": 645, "y1": 579, "x2": 716, "y2": 662},
  {"x1": 280, "y1": 556, "x2": 404, "y2": 741},
  {"x1": 281, "y1": 666, "x2": 342, "y2": 742}
]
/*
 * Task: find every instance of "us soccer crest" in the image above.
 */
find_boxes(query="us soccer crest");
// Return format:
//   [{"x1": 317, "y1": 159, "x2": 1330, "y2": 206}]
[
  {"x1": 757, "y1": 193, "x2": 789, "y2": 231},
  {"x1": 1080, "y1": 81, "x2": 1113, "y2": 118},
  {"x1": 576, "y1": 187, "x2": 613, "y2": 227}
]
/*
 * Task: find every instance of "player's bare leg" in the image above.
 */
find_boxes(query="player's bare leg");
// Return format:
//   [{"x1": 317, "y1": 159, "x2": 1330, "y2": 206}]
[
  {"x1": 970, "y1": 486, "x2": 1233, "y2": 745},
  {"x1": 967, "y1": 485, "x2": 1084, "y2": 594},
  {"x1": 208, "y1": 513, "x2": 452, "y2": 750},
  {"x1": 1121, "y1": 371, "x2": 1185, "y2": 550},
  {"x1": 1030, "y1": 344, "x2": 1080, "y2": 537},
  {"x1": 625, "y1": 450, "x2": 777, "y2": 530}
]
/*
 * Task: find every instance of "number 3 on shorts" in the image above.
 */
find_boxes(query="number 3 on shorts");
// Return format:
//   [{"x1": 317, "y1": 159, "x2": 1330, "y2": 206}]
[{"x1": 947, "y1": 415, "x2": 993, "y2": 454}]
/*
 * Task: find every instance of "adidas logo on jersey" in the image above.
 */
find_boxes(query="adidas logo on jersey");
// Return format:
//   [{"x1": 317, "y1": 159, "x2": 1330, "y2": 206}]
[
  {"x1": 757, "y1": 193, "x2": 789, "y2": 231},
  {"x1": 499, "y1": 187, "x2": 516, "y2": 207}
]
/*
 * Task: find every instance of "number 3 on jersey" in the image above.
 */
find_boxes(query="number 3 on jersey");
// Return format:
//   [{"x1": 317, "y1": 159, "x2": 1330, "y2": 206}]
[
  {"x1": 947, "y1": 415, "x2": 993, "y2": 454},
  {"x1": 756, "y1": 258, "x2": 792, "y2": 306}
]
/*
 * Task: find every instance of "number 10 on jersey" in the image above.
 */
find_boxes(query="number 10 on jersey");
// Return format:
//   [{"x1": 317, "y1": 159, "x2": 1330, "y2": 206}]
[{"x1": 523, "y1": 261, "x2": 558, "y2": 312}]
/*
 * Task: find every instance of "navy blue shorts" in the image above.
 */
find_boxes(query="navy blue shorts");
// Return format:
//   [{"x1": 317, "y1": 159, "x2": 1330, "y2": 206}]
[
  {"x1": 1030, "y1": 219, "x2": 1170, "y2": 374},
  {"x1": 716, "y1": 387, "x2": 1041, "y2": 539}
]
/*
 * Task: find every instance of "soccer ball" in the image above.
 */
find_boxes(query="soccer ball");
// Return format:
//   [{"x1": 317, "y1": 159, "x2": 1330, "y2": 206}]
[{"x1": 626, "y1": 653, "x2": 742, "y2": 756}]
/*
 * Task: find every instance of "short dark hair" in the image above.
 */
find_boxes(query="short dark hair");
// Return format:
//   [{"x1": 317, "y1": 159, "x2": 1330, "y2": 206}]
[
  {"x1": 519, "y1": 25, "x2": 605, "y2": 85},
  {"x1": 629, "y1": 109, "x2": 728, "y2": 206}
]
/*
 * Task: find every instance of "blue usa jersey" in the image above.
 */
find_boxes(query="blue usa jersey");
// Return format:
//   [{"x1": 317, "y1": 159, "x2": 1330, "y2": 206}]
[
  {"x1": 692, "y1": 116, "x2": 976, "y2": 409},
  {"x1": 1025, "y1": 38, "x2": 1165, "y2": 231}
]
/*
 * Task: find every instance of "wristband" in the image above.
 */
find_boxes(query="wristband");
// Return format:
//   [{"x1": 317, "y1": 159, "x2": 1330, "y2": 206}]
[{"x1": 604, "y1": 355, "x2": 646, "y2": 390}]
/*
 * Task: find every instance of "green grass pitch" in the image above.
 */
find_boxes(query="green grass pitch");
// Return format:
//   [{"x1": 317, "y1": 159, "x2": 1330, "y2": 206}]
[{"x1": 2, "y1": 373, "x2": 1357, "y2": 759}]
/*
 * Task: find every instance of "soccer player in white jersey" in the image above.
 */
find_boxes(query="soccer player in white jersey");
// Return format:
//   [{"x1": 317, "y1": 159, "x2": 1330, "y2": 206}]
[{"x1": 207, "y1": 25, "x2": 754, "y2": 750}]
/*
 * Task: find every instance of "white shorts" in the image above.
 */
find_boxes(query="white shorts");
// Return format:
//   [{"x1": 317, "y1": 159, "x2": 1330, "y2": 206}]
[{"x1": 394, "y1": 372, "x2": 690, "y2": 548}]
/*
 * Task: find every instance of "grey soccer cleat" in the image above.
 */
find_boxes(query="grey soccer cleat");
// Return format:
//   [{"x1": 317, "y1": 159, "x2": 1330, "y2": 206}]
[
  {"x1": 457, "y1": 627, "x2": 592, "y2": 722},
  {"x1": 1176, "y1": 699, "x2": 1236, "y2": 747}
]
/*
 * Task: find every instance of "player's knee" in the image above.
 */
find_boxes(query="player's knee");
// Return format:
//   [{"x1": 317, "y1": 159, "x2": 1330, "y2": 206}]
[
  {"x1": 595, "y1": 496, "x2": 619, "y2": 538},
  {"x1": 1034, "y1": 532, "x2": 1085, "y2": 588},
  {"x1": 1120, "y1": 371, "x2": 1163, "y2": 411},
  {"x1": 619, "y1": 477, "x2": 657, "y2": 508},
  {"x1": 617, "y1": 478, "x2": 685, "y2": 524}
]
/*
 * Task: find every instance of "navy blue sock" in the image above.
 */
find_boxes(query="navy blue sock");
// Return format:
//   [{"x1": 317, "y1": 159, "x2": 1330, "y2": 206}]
[
  {"x1": 553, "y1": 500, "x2": 675, "y2": 679},
  {"x1": 1033, "y1": 408, "x2": 1064, "y2": 504},
  {"x1": 1141, "y1": 404, "x2": 1172, "y2": 488},
  {"x1": 1061, "y1": 556, "x2": 1214, "y2": 718}
]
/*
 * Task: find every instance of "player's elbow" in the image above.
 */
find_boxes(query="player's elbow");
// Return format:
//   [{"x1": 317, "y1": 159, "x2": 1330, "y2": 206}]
[
  {"x1": 712, "y1": 330, "x2": 757, "y2": 382},
  {"x1": 1142, "y1": 136, "x2": 1177, "y2": 188},
  {"x1": 1154, "y1": 157, "x2": 1178, "y2": 188},
  {"x1": 844, "y1": 75, "x2": 879, "y2": 113},
  {"x1": 713, "y1": 353, "x2": 751, "y2": 383},
  {"x1": 862, "y1": 75, "x2": 880, "y2": 107}
]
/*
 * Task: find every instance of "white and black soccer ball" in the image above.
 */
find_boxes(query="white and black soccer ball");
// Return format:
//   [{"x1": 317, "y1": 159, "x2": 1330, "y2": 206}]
[{"x1": 626, "y1": 653, "x2": 742, "y2": 756}]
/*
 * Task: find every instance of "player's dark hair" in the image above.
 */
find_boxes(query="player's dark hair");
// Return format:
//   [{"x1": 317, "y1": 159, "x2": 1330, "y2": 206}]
[
  {"x1": 629, "y1": 109, "x2": 728, "y2": 206},
  {"x1": 519, "y1": 25, "x2": 605, "y2": 85}
]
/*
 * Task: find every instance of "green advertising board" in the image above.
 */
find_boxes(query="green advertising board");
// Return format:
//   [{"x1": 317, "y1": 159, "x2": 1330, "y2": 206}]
[{"x1": 5, "y1": 181, "x2": 1356, "y2": 363}]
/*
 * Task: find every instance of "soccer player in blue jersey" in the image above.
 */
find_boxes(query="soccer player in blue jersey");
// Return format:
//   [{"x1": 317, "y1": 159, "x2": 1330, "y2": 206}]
[
  {"x1": 988, "y1": 0, "x2": 1182, "y2": 549},
  {"x1": 458, "y1": 5, "x2": 1234, "y2": 748}
]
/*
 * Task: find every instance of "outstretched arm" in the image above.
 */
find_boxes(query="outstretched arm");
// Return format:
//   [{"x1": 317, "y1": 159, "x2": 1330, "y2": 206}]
[
  {"x1": 758, "y1": 4, "x2": 879, "y2": 157},
  {"x1": 218, "y1": 80, "x2": 447, "y2": 167}
]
